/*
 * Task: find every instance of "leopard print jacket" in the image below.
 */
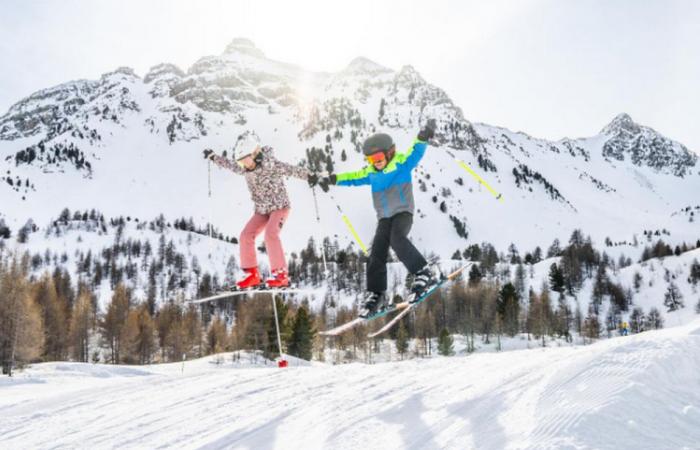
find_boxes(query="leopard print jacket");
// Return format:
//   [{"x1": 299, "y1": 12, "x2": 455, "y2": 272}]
[{"x1": 211, "y1": 146, "x2": 309, "y2": 215}]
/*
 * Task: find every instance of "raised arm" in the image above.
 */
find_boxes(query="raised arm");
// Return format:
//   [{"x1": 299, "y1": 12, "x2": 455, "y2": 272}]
[
  {"x1": 395, "y1": 120, "x2": 436, "y2": 171},
  {"x1": 203, "y1": 148, "x2": 244, "y2": 174},
  {"x1": 394, "y1": 139, "x2": 428, "y2": 171},
  {"x1": 212, "y1": 154, "x2": 244, "y2": 174}
]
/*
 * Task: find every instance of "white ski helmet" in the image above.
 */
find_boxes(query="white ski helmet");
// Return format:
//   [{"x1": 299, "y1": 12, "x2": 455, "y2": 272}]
[{"x1": 233, "y1": 131, "x2": 261, "y2": 160}]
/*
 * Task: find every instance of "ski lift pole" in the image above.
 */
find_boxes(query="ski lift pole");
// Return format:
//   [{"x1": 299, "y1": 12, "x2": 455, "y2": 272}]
[
  {"x1": 311, "y1": 186, "x2": 329, "y2": 274},
  {"x1": 327, "y1": 192, "x2": 369, "y2": 256},
  {"x1": 444, "y1": 149, "x2": 504, "y2": 202},
  {"x1": 271, "y1": 293, "x2": 288, "y2": 368}
]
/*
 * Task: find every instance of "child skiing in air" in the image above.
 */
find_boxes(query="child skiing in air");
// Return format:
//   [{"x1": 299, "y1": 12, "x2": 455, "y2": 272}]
[
  {"x1": 203, "y1": 132, "x2": 311, "y2": 289},
  {"x1": 317, "y1": 120, "x2": 438, "y2": 318}
]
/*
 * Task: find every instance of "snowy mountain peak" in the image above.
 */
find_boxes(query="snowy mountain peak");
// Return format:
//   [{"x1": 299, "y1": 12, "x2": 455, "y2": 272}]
[
  {"x1": 599, "y1": 113, "x2": 697, "y2": 176},
  {"x1": 222, "y1": 38, "x2": 266, "y2": 58},
  {"x1": 395, "y1": 64, "x2": 426, "y2": 85},
  {"x1": 601, "y1": 112, "x2": 639, "y2": 136},
  {"x1": 144, "y1": 63, "x2": 185, "y2": 83},
  {"x1": 342, "y1": 57, "x2": 392, "y2": 75}
]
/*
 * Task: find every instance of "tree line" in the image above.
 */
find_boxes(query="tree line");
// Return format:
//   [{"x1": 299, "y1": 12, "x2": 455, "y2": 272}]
[{"x1": 0, "y1": 254, "x2": 316, "y2": 375}]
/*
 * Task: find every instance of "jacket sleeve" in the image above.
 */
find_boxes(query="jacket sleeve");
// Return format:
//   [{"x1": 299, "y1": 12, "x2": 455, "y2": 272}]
[
  {"x1": 335, "y1": 166, "x2": 373, "y2": 186},
  {"x1": 271, "y1": 158, "x2": 310, "y2": 180},
  {"x1": 395, "y1": 139, "x2": 428, "y2": 172},
  {"x1": 211, "y1": 154, "x2": 244, "y2": 174}
]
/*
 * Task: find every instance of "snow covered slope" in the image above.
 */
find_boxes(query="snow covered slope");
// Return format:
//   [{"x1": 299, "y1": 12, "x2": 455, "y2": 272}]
[
  {"x1": 2, "y1": 320, "x2": 699, "y2": 449},
  {"x1": 1, "y1": 38, "x2": 698, "y2": 258}
]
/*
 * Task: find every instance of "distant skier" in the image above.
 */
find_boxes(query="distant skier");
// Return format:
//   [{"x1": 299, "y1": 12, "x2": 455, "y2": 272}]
[
  {"x1": 314, "y1": 120, "x2": 439, "y2": 318},
  {"x1": 204, "y1": 132, "x2": 312, "y2": 289},
  {"x1": 620, "y1": 321, "x2": 630, "y2": 336}
]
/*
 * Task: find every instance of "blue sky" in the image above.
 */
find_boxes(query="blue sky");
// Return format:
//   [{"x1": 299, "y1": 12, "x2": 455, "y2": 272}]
[{"x1": 1, "y1": 0, "x2": 698, "y2": 152}]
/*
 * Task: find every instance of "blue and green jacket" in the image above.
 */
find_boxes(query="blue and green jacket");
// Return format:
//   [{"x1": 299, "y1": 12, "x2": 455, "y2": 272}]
[{"x1": 336, "y1": 138, "x2": 428, "y2": 219}]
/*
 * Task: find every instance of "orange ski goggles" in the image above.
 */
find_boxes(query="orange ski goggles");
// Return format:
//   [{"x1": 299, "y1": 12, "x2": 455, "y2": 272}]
[{"x1": 365, "y1": 151, "x2": 387, "y2": 165}]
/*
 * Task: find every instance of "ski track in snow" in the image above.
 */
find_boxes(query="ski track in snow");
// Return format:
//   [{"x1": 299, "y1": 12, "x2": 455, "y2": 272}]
[{"x1": 2, "y1": 320, "x2": 700, "y2": 450}]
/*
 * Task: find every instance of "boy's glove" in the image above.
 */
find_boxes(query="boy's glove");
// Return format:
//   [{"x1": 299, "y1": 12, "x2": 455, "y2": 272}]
[
  {"x1": 308, "y1": 173, "x2": 336, "y2": 192},
  {"x1": 203, "y1": 148, "x2": 216, "y2": 160},
  {"x1": 418, "y1": 119, "x2": 437, "y2": 142},
  {"x1": 318, "y1": 174, "x2": 337, "y2": 192}
]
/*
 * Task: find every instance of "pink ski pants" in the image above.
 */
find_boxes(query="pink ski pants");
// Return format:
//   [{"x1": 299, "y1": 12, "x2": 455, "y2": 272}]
[{"x1": 239, "y1": 208, "x2": 290, "y2": 272}]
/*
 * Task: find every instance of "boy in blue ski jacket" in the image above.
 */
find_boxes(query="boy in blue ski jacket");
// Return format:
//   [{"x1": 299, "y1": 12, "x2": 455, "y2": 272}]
[{"x1": 316, "y1": 120, "x2": 438, "y2": 317}]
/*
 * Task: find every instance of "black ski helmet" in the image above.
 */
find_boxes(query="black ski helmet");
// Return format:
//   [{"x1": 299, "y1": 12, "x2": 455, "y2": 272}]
[{"x1": 362, "y1": 133, "x2": 395, "y2": 157}]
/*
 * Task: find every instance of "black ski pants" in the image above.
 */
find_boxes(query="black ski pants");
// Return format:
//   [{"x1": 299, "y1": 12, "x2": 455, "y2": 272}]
[{"x1": 367, "y1": 212, "x2": 427, "y2": 292}]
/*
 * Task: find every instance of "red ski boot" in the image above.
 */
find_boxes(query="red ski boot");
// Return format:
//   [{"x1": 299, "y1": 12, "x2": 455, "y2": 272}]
[
  {"x1": 266, "y1": 269, "x2": 290, "y2": 288},
  {"x1": 236, "y1": 267, "x2": 261, "y2": 289}
]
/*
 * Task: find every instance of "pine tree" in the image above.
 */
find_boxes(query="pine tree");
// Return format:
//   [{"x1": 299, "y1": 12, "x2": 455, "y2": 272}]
[
  {"x1": 69, "y1": 291, "x2": 94, "y2": 362},
  {"x1": 156, "y1": 302, "x2": 181, "y2": 361},
  {"x1": 497, "y1": 282, "x2": 520, "y2": 336},
  {"x1": 395, "y1": 321, "x2": 409, "y2": 359},
  {"x1": 0, "y1": 219, "x2": 10, "y2": 239},
  {"x1": 633, "y1": 272, "x2": 643, "y2": 291},
  {"x1": 646, "y1": 307, "x2": 664, "y2": 329},
  {"x1": 508, "y1": 243, "x2": 520, "y2": 264},
  {"x1": 663, "y1": 282, "x2": 684, "y2": 312},
  {"x1": 689, "y1": 259, "x2": 700, "y2": 285},
  {"x1": 33, "y1": 274, "x2": 69, "y2": 361},
  {"x1": 629, "y1": 307, "x2": 645, "y2": 333},
  {"x1": 468, "y1": 264, "x2": 482, "y2": 286},
  {"x1": 100, "y1": 283, "x2": 131, "y2": 364},
  {"x1": 548, "y1": 263, "x2": 565, "y2": 293},
  {"x1": 590, "y1": 264, "x2": 608, "y2": 314},
  {"x1": 288, "y1": 306, "x2": 315, "y2": 361},
  {"x1": 224, "y1": 256, "x2": 238, "y2": 287},
  {"x1": 604, "y1": 306, "x2": 621, "y2": 337},
  {"x1": 415, "y1": 306, "x2": 436, "y2": 356},
  {"x1": 574, "y1": 301, "x2": 583, "y2": 336},
  {"x1": 0, "y1": 258, "x2": 43, "y2": 374},
  {"x1": 547, "y1": 238, "x2": 561, "y2": 257},
  {"x1": 206, "y1": 316, "x2": 228, "y2": 355},
  {"x1": 536, "y1": 286, "x2": 553, "y2": 347},
  {"x1": 181, "y1": 305, "x2": 203, "y2": 358},
  {"x1": 16, "y1": 219, "x2": 35, "y2": 243},
  {"x1": 514, "y1": 263, "x2": 526, "y2": 298},
  {"x1": 533, "y1": 246, "x2": 543, "y2": 263},
  {"x1": 437, "y1": 328, "x2": 454, "y2": 356},
  {"x1": 127, "y1": 304, "x2": 156, "y2": 364},
  {"x1": 583, "y1": 311, "x2": 600, "y2": 342},
  {"x1": 554, "y1": 293, "x2": 572, "y2": 341}
]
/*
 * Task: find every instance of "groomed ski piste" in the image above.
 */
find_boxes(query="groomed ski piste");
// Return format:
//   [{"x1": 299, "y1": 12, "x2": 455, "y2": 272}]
[{"x1": 2, "y1": 319, "x2": 699, "y2": 450}]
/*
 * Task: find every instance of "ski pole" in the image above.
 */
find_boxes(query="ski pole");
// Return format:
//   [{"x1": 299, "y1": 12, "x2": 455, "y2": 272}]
[
  {"x1": 207, "y1": 159, "x2": 213, "y2": 256},
  {"x1": 311, "y1": 186, "x2": 329, "y2": 274},
  {"x1": 327, "y1": 192, "x2": 369, "y2": 256},
  {"x1": 271, "y1": 293, "x2": 287, "y2": 368},
  {"x1": 444, "y1": 149, "x2": 503, "y2": 202}
]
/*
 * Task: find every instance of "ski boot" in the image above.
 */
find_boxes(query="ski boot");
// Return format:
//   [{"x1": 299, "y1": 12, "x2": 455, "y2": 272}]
[
  {"x1": 266, "y1": 269, "x2": 290, "y2": 289},
  {"x1": 409, "y1": 264, "x2": 440, "y2": 303},
  {"x1": 236, "y1": 267, "x2": 262, "y2": 290},
  {"x1": 359, "y1": 291, "x2": 387, "y2": 319}
]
